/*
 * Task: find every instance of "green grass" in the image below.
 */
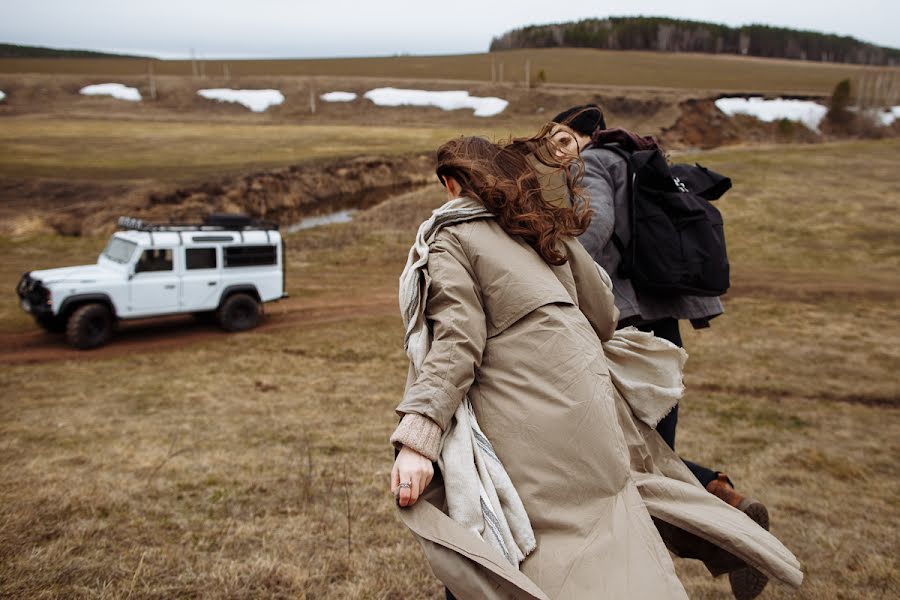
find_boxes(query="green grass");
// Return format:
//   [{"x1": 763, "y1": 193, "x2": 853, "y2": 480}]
[{"x1": 0, "y1": 48, "x2": 888, "y2": 93}]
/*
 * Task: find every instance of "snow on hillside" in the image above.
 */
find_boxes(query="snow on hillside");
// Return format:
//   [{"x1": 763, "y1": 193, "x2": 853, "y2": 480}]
[
  {"x1": 321, "y1": 91, "x2": 357, "y2": 102},
  {"x1": 80, "y1": 83, "x2": 141, "y2": 102},
  {"x1": 715, "y1": 97, "x2": 827, "y2": 131},
  {"x1": 363, "y1": 88, "x2": 508, "y2": 117},
  {"x1": 197, "y1": 89, "x2": 284, "y2": 112},
  {"x1": 876, "y1": 106, "x2": 900, "y2": 126}
]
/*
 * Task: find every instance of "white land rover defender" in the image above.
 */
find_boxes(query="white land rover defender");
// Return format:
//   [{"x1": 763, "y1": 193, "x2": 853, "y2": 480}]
[{"x1": 16, "y1": 214, "x2": 286, "y2": 349}]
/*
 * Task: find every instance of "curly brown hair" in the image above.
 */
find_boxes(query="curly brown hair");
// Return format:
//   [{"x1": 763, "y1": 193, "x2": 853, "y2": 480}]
[{"x1": 435, "y1": 133, "x2": 591, "y2": 266}]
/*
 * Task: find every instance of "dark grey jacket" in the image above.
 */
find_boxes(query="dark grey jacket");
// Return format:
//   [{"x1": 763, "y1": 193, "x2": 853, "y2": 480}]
[{"x1": 577, "y1": 146, "x2": 723, "y2": 328}]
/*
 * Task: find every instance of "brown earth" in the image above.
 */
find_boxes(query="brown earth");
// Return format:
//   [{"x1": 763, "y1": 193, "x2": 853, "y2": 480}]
[
  {"x1": 0, "y1": 293, "x2": 397, "y2": 366},
  {"x1": 659, "y1": 98, "x2": 822, "y2": 149},
  {"x1": 36, "y1": 153, "x2": 436, "y2": 236}
]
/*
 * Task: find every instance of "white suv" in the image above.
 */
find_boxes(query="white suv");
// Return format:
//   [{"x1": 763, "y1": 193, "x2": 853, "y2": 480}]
[{"x1": 17, "y1": 214, "x2": 286, "y2": 349}]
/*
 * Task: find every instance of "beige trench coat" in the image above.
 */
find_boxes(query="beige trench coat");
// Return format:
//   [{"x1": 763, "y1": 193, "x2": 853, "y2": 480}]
[{"x1": 395, "y1": 217, "x2": 802, "y2": 599}]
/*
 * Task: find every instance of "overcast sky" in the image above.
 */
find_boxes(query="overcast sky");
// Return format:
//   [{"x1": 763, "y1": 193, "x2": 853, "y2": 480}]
[{"x1": 3, "y1": 0, "x2": 898, "y2": 59}]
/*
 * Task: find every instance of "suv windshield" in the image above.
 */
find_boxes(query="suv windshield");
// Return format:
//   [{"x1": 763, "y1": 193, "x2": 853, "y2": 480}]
[{"x1": 102, "y1": 237, "x2": 138, "y2": 264}]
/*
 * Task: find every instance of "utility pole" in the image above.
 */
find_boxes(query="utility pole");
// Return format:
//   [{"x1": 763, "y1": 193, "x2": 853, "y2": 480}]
[
  {"x1": 190, "y1": 48, "x2": 198, "y2": 79},
  {"x1": 223, "y1": 63, "x2": 230, "y2": 81},
  {"x1": 309, "y1": 86, "x2": 316, "y2": 114},
  {"x1": 148, "y1": 61, "x2": 157, "y2": 100},
  {"x1": 525, "y1": 59, "x2": 531, "y2": 89},
  {"x1": 491, "y1": 57, "x2": 496, "y2": 83},
  {"x1": 499, "y1": 62, "x2": 504, "y2": 84}
]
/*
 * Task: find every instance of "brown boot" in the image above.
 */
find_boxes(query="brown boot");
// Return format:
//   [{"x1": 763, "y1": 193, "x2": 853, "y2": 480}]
[{"x1": 706, "y1": 474, "x2": 770, "y2": 600}]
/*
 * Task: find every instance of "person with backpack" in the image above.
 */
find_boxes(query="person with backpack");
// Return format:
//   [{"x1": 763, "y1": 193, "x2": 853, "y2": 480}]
[{"x1": 550, "y1": 104, "x2": 771, "y2": 600}]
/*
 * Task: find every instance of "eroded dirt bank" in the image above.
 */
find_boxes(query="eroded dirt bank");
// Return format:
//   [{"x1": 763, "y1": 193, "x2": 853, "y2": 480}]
[{"x1": 4, "y1": 154, "x2": 435, "y2": 236}]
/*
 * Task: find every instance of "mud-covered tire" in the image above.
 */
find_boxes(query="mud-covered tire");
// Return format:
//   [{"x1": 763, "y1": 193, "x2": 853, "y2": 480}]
[
  {"x1": 66, "y1": 303, "x2": 114, "y2": 349},
  {"x1": 217, "y1": 293, "x2": 259, "y2": 332}
]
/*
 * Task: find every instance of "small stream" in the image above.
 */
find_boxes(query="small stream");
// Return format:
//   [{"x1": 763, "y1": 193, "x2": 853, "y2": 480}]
[
  {"x1": 287, "y1": 182, "x2": 426, "y2": 232},
  {"x1": 288, "y1": 209, "x2": 358, "y2": 232}
]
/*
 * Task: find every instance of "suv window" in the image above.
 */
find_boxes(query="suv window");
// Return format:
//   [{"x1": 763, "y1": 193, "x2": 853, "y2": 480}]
[
  {"x1": 103, "y1": 237, "x2": 138, "y2": 264},
  {"x1": 186, "y1": 248, "x2": 217, "y2": 270},
  {"x1": 224, "y1": 245, "x2": 276, "y2": 267},
  {"x1": 135, "y1": 249, "x2": 173, "y2": 273}
]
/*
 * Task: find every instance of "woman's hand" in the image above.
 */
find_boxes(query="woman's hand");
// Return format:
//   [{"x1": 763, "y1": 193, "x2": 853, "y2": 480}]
[{"x1": 391, "y1": 445, "x2": 434, "y2": 507}]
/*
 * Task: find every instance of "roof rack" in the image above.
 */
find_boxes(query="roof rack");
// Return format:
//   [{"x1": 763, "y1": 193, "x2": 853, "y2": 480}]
[{"x1": 118, "y1": 214, "x2": 279, "y2": 232}]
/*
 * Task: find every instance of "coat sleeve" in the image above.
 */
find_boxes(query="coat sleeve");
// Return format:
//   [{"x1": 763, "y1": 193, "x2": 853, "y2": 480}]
[
  {"x1": 395, "y1": 230, "x2": 487, "y2": 434},
  {"x1": 576, "y1": 150, "x2": 617, "y2": 259},
  {"x1": 576, "y1": 149, "x2": 629, "y2": 262}
]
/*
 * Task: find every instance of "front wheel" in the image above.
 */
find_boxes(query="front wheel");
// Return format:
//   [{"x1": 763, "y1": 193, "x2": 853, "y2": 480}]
[
  {"x1": 217, "y1": 293, "x2": 260, "y2": 332},
  {"x1": 36, "y1": 314, "x2": 66, "y2": 333},
  {"x1": 66, "y1": 303, "x2": 115, "y2": 349}
]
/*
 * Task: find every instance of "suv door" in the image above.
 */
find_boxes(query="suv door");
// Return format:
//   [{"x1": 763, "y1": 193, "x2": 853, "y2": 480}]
[
  {"x1": 129, "y1": 248, "x2": 179, "y2": 315},
  {"x1": 181, "y1": 247, "x2": 221, "y2": 311}
]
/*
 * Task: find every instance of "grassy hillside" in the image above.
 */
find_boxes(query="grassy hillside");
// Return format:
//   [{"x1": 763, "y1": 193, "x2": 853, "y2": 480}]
[
  {"x1": 0, "y1": 48, "x2": 890, "y2": 94},
  {"x1": 0, "y1": 138, "x2": 898, "y2": 598}
]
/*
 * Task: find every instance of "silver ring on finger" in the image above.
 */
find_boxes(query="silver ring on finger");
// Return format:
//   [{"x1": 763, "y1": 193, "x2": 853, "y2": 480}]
[{"x1": 398, "y1": 481, "x2": 412, "y2": 489}]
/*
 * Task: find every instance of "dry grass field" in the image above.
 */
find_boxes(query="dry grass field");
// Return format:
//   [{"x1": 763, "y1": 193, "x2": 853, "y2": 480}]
[
  {"x1": 0, "y1": 48, "x2": 891, "y2": 95},
  {"x1": 1, "y1": 137, "x2": 898, "y2": 598},
  {"x1": 0, "y1": 119, "x2": 469, "y2": 181}
]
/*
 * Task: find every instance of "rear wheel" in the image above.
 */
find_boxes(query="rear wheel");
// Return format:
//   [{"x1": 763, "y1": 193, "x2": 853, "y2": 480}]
[
  {"x1": 217, "y1": 293, "x2": 259, "y2": 332},
  {"x1": 66, "y1": 303, "x2": 114, "y2": 349}
]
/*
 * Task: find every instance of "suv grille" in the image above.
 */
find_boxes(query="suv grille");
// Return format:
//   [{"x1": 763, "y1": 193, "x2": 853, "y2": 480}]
[{"x1": 17, "y1": 273, "x2": 50, "y2": 306}]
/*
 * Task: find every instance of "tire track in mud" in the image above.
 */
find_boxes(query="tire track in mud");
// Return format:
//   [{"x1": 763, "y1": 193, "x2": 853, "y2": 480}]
[{"x1": 0, "y1": 294, "x2": 398, "y2": 366}]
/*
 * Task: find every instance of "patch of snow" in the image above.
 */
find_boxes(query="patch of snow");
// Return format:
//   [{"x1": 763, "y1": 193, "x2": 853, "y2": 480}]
[
  {"x1": 320, "y1": 91, "x2": 357, "y2": 102},
  {"x1": 0, "y1": 90, "x2": 5, "y2": 102},
  {"x1": 363, "y1": 87, "x2": 508, "y2": 117},
  {"x1": 197, "y1": 89, "x2": 284, "y2": 112},
  {"x1": 715, "y1": 97, "x2": 827, "y2": 132},
  {"x1": 288, "y1": 209, "x2": 358, "y2": 232},
  {"x1": 875, "y1": 106, "x2": 900, "y2": 126},
  {"x1": 80, "y1": 83, "x2": 142, "y2": 102}
]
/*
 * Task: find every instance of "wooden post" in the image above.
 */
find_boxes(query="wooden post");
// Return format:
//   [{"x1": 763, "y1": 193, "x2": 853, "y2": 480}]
[
  {"x1": 499, "y1": 63, "x2": 504, "y2": 84},
  {"x1": 525, "y1": 59, "x2": 530, "y2": 88},
  {"x1": 148, "y1": 61, "x2": 157, "y2": 100},
  {"x1": 190, "y1": 48, "x2": 198, "y2": 79},
  {"x1": 223, "y1": 63, "x2": 230, "y2": 81},
  {"x1": 309, "y1": 87, "x2": 316, "y2": 114},
  {"x1": 491, "y1": 57, "x2": 496, "y2": 83},
  {"x1": 199, "y1": 60, "x2": 206, "y2": 80}
]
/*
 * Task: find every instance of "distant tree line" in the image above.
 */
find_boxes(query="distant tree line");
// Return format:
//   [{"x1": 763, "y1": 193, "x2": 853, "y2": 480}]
[
  {"x1": 0, "y1": 43, "x2": 148, "y2": 59},
  {"x1": 489, "y1": 17, "x2": 900, "y2": 67}
]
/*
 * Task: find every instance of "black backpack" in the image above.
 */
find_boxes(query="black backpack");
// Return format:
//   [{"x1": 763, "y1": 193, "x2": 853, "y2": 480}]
[{"x1": 601, "y1": 145, "x2": 732, "y2": 297}]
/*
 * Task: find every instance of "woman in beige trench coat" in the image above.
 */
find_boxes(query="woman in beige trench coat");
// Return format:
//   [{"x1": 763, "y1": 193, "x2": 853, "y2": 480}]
[{"x1": 389, "y1": 136, "x2": 802, "y2": 599}]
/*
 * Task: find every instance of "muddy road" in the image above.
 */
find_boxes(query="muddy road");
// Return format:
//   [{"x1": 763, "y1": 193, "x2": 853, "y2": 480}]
[{"x1": 0, "y1": 293, "x2": 398, "y2": 366}]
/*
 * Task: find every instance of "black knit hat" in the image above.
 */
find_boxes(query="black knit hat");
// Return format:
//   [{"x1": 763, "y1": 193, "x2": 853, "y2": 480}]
[{"x1": 551, "y1": 104, "x2": 606, "y2": 137}]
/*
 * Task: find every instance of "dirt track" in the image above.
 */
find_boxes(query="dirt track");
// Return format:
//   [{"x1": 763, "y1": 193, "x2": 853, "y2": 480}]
[{"x1": 0, "y1": 293, "x2": 398, "y2": 366}]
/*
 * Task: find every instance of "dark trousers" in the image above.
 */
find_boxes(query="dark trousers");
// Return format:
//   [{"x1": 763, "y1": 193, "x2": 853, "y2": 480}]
[{"x1": 634, "y1": 318, "x2": 718, "y2": 488}]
